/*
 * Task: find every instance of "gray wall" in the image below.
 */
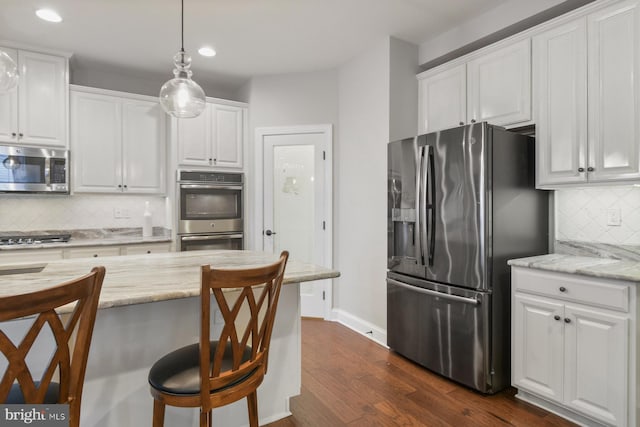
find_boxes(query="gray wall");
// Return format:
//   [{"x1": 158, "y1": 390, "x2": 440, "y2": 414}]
[{"x1": 239, "y1": 69, "x2": 339, "y2": 250}]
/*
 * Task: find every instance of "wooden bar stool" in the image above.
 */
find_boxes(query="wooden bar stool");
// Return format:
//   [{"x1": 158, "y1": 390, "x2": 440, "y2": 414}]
[
  {"x1": 148, "y1": 251, "x2": 289, "y2": 427},
  {"x1": 0, "y1": 266, "x2": 106, "y2": 427}
]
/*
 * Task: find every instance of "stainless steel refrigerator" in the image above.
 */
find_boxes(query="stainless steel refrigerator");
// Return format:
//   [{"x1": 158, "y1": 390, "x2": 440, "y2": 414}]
[{"x1": 387, "y1": 122, "x2": 548, "y2": 394}]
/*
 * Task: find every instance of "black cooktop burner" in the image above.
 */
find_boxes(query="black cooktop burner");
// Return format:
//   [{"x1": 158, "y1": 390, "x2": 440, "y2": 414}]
[{"x1": 0, "y1": 234, "x2": 71, "y2": 245}]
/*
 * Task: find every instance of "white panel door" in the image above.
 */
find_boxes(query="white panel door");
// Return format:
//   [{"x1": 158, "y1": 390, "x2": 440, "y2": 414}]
[
  {"x1": 418, "y1": 64, "x2": 466, "y2": 134},
  {"x1": 467, "y1": 39, "x2": 531, "y2": 126},
  {"x1": 0, "y1": 47, "x2": 18, "y2": 144},
  {"x1": 122, "y1": 100, "x2": 165, "y2": 194},
  {"x1": 17, "y1": 50, "x2": 67, "y2": 147},
  {"x1": 71, "y1": 92, "x2": 122, "y2": 192},
  {"x1": 587, "y1": 0, "x2": 640, "y2": 182},
  {"x1": 177, "y1": 103, "x2": 211, "y2": 167},
  {"x1": 563, "y1": 305, "x2": 628, "y2": 427},
  {"x1": 212, "y1": 104, "x2": 243, "y2": 168},
  {"x1": 534, "y1": 18, "x2": 588, "y2": 187},
  {"x1": 512, "y1": 294, "x2": 564, "y2": 402},
  {"x1": 260, "y1": 125, "x2": 332, "y2": 318}
]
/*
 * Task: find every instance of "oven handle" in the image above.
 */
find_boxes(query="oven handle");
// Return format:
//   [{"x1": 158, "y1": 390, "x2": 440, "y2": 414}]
[
  {"x1": 180, "y1": 234, "x2": 244, "y2": 241},
  {"x1": 387, "y1": 278, "x2": 480, "y2": 305},
  {"x1": 179, "y1": 184, "x2": 243, "y2": 190}
]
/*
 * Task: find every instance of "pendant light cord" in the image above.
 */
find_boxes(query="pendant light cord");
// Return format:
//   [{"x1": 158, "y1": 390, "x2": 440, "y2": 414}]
[{"x1": 181, "y1": 0, "x2": 185, "y2": 53}]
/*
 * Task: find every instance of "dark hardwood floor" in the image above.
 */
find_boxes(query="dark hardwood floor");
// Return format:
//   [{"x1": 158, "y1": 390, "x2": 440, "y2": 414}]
[{"x1": 266, "y1": 319, "x2": 577, "y2": 427}]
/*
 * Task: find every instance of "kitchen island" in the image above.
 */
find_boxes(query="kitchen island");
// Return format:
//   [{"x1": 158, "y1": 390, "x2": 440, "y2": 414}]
[{"x1": 0, "y1": 250, "x2": 339, "y2": 427}]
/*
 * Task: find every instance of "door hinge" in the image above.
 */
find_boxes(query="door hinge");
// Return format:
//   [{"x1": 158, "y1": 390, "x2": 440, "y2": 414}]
[
  {"x1": 322, "y1": 291, "x2": 325, "y2": 300},
  {"x1": 322, "y1": 220, "x2": 326, "y2": 230},
  {"x1": 323, "y1": 150, "x2": 326, "y2": 160}
]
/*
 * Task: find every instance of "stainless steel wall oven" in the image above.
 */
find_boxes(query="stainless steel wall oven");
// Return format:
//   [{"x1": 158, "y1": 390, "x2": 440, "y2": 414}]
[{"x1": 177, "y1": 171, "x2": 243, "y2": 251}]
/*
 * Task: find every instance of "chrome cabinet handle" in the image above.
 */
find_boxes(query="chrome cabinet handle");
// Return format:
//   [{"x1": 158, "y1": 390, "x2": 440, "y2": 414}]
[
  {"x1": 564, "y1": 318, "x2": 571, "y2": 324},
  {"x1": 578, "y1": 167, "x2": 585, "y2": 172},
  {"x1": 264, "y1": 229, "x2": 276, "y2": 236},
  {"x1": 470, "y1": 119, "x2": 476, "y2": 123},
  {"x1": 554, "y1": 315, "x2": 561, "y2": 321},
  {"x1": 11, "y1": 132, "x2": 16, "y2": 138},
  {"x1": 459, "y1": 121, "x2": 464, "y2": 126},
  {"x1": 587, "y1": 167, "x2": 595, "y2": 172},
  {"x1": 559, "y1": 286, "x2": 567, "y2": 293},
  {"x1": 19, "y1": 133, "x2": 23, "y2": 137}
]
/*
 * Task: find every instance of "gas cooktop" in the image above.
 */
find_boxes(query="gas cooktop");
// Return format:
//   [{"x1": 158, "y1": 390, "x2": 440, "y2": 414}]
[{"x1": 0, "y1": 234, "x2": 71, "y2": 246}]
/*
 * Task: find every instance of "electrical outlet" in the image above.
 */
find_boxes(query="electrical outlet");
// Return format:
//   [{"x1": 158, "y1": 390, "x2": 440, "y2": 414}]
[{"x1": 607, "y1": 208, "x2": 622, "y2": 226}]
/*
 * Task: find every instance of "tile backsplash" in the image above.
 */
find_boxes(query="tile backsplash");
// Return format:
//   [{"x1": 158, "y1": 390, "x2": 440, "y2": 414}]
[
  {"x1": 555, "y1": 186, "x2": 640, "y2": 245},
  {"x1": 0, "y1": 194, "x2": 169, "y2": 232}
]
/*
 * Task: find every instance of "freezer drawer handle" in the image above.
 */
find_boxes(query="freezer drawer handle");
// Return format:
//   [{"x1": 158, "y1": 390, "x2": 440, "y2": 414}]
[{"x1": 387, "y1": 278, "x2": 480, "y2": 306}]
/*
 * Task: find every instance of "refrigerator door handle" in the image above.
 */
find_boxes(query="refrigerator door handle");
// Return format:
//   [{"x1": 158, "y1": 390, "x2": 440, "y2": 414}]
[
  {"x1": 427, "y1": 145, "x2": 436, "y2": 266},
  {"x1": 387, "y1": 278, "x2": 480, "y2": 306},
  {"x1": 420, "y1": 146, "x2": 429, "y2": 266},
  {"x1": 416, "y1": 143, "x2": 425, "y2": 265}
]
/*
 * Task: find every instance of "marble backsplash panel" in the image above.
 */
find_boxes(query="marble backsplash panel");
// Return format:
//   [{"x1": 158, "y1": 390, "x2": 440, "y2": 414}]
[
  {"x1": 555, "y1": 186, "x2": 640, "y2": 245},
  {"x1": 0, "y1": 194, "x2": 169, "y2": 232}
]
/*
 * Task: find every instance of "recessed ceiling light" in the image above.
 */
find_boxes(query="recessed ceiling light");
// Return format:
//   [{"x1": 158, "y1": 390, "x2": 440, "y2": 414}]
[
  {"x1": 36, "y1": 9, "x2": 62, "y2": 23},
  {"x1": 198, "y1": 47, "x2": 216, "y2": 57}
]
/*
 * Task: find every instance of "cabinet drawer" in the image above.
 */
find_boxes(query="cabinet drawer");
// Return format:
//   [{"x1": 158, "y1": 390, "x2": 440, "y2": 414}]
[
  {"x1": 512, "y1": 267, "x2": 630, "y2": 312},
  {"x1": 65, "y1": 246, "x2": 122, "y2": 259},
  {"x1": 123, "y1": 243, "x2": 171, "y2": 255},
  {"x1": 0, "y1": 249, "x2": 64, "y2": 264}
]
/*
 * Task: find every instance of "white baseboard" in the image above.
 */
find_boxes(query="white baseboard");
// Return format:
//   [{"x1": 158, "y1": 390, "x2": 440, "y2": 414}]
[{"x1": 331, "y1": 308, "x2": 388, "y2": 348}]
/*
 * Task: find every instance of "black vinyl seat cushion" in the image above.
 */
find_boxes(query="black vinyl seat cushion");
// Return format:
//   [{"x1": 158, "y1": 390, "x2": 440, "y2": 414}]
[
  {"x1": 148, "y1": 341, "x2": 254, "y2": 395},
  {"x1": 4, "y1": 382, "x2": 60, "y2": 404}
]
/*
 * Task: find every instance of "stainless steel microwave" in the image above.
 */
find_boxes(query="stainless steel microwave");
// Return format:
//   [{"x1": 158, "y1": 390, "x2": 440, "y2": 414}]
[{"x1": 0, "y1": 145, "x2": 69, "y2": 193}]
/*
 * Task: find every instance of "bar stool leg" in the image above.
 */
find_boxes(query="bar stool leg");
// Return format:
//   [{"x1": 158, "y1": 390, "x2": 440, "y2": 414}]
[
  {"x1": 247, "y1": 391, "x2": 258, "y2": 427},
  {"x1": 152, "y1": 399, "x2": 165, "y2": 427}
]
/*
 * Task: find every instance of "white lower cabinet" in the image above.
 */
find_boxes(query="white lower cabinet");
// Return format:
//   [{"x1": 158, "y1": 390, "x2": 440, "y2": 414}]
[
  {"x1": 0, "y1": 243, "x2": 172, "y2": 264},
  {"x1": 512, "y1": 267, "x2": 634, "y2": 426}
]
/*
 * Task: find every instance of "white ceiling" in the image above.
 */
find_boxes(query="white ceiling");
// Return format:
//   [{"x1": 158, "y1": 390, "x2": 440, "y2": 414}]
[{"x1": 0, "y1": 0, "x2": 510, "y2": 93}]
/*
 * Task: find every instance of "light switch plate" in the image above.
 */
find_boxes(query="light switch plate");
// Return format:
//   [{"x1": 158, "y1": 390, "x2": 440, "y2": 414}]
[{"x1": 607, "y1": 208, "x2": 622, "y2": 226}]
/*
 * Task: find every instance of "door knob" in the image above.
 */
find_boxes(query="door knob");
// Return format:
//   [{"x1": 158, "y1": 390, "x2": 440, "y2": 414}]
[{"x1": 264, "y1": 229, "x2": 276, "y2": 236}]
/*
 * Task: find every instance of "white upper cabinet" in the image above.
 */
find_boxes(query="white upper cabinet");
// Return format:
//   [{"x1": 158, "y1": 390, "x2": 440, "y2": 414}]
[
  {"x1": 467, "y1": 39, "x2": 531, "y2": 126},
  {"x1": 177, "y1": 102, "x2": 245, "y2": 169},
  {"x1": 587, "y1": 0, "x2": 640, "y2": 183},
  {"x1": 418, "y1": 63, "x2": 466, "y2": 134},
  {"x1": 535, "y1": 0, "x2": 640, "y2": 188},
  {"x1": 418, "y1": 38, "x2": 531, "y2": 134},
  {"x1": 71, "y1": 87, "x2": 166, "y2": 194},
  {"x1": 534, "y1": 18, "x2": 588, "y2": 187},
  {"x1": 0, "y1": 47, "x2": 68, "y2": 147}
]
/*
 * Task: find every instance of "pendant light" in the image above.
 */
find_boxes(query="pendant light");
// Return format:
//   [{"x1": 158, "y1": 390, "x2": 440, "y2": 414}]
[
  {"x1": 0, "y1": 50, "x2": 19, "y2": 93},
  {"x1": 159, "y1": 0, "x2": 206, "y2": 118}
]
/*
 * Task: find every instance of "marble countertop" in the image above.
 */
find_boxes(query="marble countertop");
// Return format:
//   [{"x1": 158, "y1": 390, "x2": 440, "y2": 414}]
[
  {"x1": 508, "y1": 254, "x2": 640, "y2": 283},
  {"x1": 0, "y1": 227, "x2": 172, "y2": 251},
  {"x1": 0, "y1": 250, "x2": 340, "y2": 312}
]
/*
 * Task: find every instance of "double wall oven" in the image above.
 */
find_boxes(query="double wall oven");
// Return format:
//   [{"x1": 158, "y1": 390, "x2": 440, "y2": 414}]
[{"x1": 177, "y1": 171, "x2": 243, "y2": 251}]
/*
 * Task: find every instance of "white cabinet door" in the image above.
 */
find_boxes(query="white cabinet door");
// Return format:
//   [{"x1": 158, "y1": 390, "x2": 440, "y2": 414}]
[
  {"x1": 467, "y1": 39, "x2": 531, "y2": 126},
  {"x1": 534, "y1": 19, "x2": 588, "y2": 187},
  {"x1": 17, "y1": 50, "x2": 67, "y2": 147},
  {"x1": 0, "y1": 47, "x2": 18, "y2": 144},
  {"x1": 71, "y1": 91, "x2": 123, "y2": 193},
  {"x1": 211, "y1": 104, "x2": 243, "y2": 168},
  {"x1": 122, "y1": 100, "x2": 166, "y2": 194},
  {"x1": 418, "y1": 64, "x2": 466, "y2": 134},
  {"x1": 587, "y1": 0, "x2": 640, "y2": 183},
  {"x1": 512, "y1": 293, "x2": 565, "y2": 402},
  {"x1": 563, "y1": 304, "x2": 628, "y2": 427},
  {"x1": 177, "y1": 104, "x2": 211, "y2": 167}
]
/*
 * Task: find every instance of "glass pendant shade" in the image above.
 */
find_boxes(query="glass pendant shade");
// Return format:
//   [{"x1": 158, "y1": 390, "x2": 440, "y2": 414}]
[
  {"x1": 0, "y1": 50, "x2": 19, "y2": 93},
  {"x1": 159, "y1": 51, "x2": 206, "y2": 118}
]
